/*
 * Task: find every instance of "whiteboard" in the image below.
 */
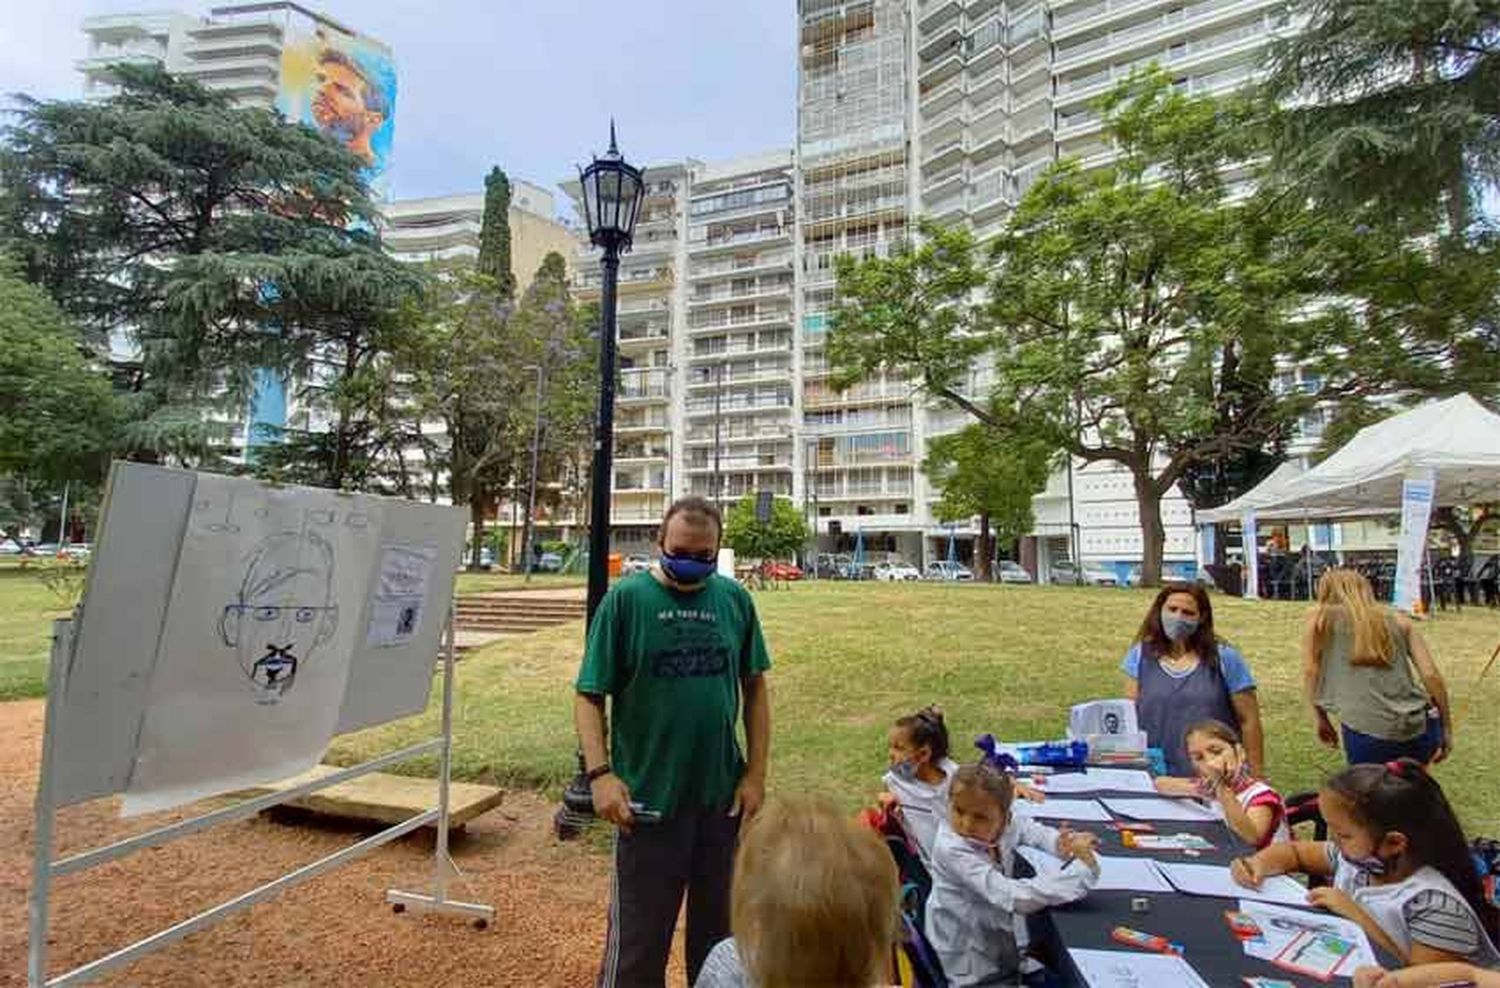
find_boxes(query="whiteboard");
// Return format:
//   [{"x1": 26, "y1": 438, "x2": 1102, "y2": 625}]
[{"x1": 51, "y1": 463, "x2": 464, "y2": 810}]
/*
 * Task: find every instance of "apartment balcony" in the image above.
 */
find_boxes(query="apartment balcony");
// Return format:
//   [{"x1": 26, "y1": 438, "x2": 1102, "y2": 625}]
[
  {"x1": 966, "y1": 20, "x2": 1007, "y2": 77},
  {"x1": 688, "y1": 226, "x2": 792, "y2": 256},
  {"x1": 687, "y1": 310, "x2": 794, "y2": 335},
  {"x1": 921, "y1": 74, "x2": 967, "y2": 116},
  {"x1": 77, "y1": 52, "x2": 163, "y2": 76},
  {"x1": 1053, "y1": 0, "x2": 1281, "y2": 75},
  {"x1": 688, "y1": 340, "x2": 793, "y2": 363},
  {"x1": 688, "y1": 282, "x2": 794, "y2": 309},
  {"x1": 615, "y1": 419, "x2": 671, "y2": 434},
  {"x1": 969, "y1": 168, "x2": 1013, "y2": 218},
  {"x1": 628, "y1": 230, "x2": 678, "y2": 257},
  {"x1": 803, "y1": 382, "x2": 913, "y2": 408},
  {"x1": 686, "y1": 365, "x2": 790, "y2": 390},
  {"x1": 924, "y1": 163, "x2": 968, "y2": 204},
  {"x1": 616, "y1": 298, "x2": 672, "y2": 320},
  {"x1": 184, "y1": 34, "x2": 281, "y2": 60},
  {"x1": 921, "y1": 137, "x2": 967, "y2": 174},
  {"x1": 685, "y1": 424, "x2": 794, "y2": 444},
  {"x1": 967, "y1": 61, "x2": 1009, "y2": 108},
  {"x1": 920, "y1": 102, "x2": 968, "y2": 148},
  {"x1": 919, "y1": 20, "x2": 964, "y2": 63},
  {"x1": 804, "y1": 415, "x2": 914, "y2": 435},
  {"x1": 927, "y1": 191, "x2": 966, "y2": 224},
  {"x1": 576, "y1": 265, "x2": 673, "y2": 296},
  {"x1": 685, "y1": 396, "x2": 793, "y2": 417},
  {"x1": 618, "y1": 385, "x2": 671, "y2": 404},
  {"x1": 690, "y1": 250, "x2": 794, "y2": 282},
  {"x1": 614, "y1": 447, "x2": 670, "y2": 464},
  {"x1": 618, "y1": 323, "x2": 671, "y2": 348},
  {"x1": 918, "y1": 49, "x2": 965, "y2": 90},
  {"x1": 917, "y1": 0, "x2": 962, "y2": 34},
  {"x1": 613, "y1": 480, "x2": 667, "y2": 493},
  {"x1": 966, "y1": 0, "x2": 1002, "y2": 21}
]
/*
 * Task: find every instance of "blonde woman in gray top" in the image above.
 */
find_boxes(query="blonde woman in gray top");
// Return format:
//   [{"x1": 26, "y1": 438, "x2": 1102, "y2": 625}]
[{"x1": 1303, "y1": 569, "x2": 1454, "y2": 766}]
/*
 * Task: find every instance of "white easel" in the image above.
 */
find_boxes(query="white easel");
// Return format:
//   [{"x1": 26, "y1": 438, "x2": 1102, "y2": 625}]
[{"x1": 28, "y1": 605, "x2": 493, "y2": 988}]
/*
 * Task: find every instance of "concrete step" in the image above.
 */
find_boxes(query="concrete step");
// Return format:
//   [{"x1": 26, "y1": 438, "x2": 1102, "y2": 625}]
[{"x1": 456, "y1": 604, "x2": 584, "y2": 616}]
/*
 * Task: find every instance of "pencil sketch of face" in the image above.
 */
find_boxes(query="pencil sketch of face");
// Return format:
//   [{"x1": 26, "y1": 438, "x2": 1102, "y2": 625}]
[{"x1": 219, "y1": 530, "x2": 338, "y2": 705}]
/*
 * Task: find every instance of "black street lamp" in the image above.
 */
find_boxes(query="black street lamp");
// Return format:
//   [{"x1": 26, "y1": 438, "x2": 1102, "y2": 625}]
[{"x1": 579, "y1": 123, "x2": 645, "y2": 626}]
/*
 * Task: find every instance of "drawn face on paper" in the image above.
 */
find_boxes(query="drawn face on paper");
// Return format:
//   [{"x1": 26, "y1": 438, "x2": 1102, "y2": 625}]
[{"x1": 220, "y1": 531, "x2": 338, "y2": 705}]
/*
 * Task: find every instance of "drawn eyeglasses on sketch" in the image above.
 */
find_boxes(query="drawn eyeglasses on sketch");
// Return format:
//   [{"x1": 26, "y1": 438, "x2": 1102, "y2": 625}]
[{"x1": 218, "y1": 530, "x2": 338, "y2": 706}]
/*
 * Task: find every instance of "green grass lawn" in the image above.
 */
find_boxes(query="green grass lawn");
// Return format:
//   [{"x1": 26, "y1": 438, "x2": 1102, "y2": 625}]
[
  {"x1": 454, "y1": 571, "x2": 586, "y2": 595},
  {"x1": 0, "y1": 567, "x2": 73, "y2": 700},
  {"x1": 331, "y1": 582, "x2": 1500, "y2": 836}
]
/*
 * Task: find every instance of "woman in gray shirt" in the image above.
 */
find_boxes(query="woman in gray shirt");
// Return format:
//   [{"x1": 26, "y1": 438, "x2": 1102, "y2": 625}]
[{"x1": 1303, "y1": 569, "x2": 1454, "y2": 766}]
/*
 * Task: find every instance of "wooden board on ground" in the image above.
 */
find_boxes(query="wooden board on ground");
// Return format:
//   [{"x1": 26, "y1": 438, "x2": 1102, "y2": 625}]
[{"x1": 236, "y1": 765, "x2": 505, "y2": 829}]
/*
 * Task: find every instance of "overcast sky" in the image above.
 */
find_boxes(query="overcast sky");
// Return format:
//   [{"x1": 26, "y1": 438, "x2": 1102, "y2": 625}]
[{"x1": 0, "y1": 0, "x2": 798, "y2": 215}]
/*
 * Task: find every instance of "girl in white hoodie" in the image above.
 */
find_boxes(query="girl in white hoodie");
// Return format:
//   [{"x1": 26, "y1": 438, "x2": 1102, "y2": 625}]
[{"x1": 926, "y1": 764, "x2": 1100, "y2": 986}]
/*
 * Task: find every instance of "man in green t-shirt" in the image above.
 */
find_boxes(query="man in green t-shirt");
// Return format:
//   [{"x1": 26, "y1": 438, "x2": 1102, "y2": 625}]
[{"x1": 575, "y1": 496, "x2": 772, "y2": 988}]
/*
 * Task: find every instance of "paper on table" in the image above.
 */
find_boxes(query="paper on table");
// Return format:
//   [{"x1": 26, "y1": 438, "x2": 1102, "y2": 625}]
[
  {"x1": 1237, "y1": 899, "x2": 1377, "y2": 973},
  {"x1": 1156, "y1": 861, "x2": 1311, "y2": 907},
  {"x1": 1020, "y1": 846, "x2": 1176, "y2": 893},
  {"x1": 1068, "y1": 948, "x2": 1212, "y2": 988},
  {"x1": 1100, "y1": 797, "x2": 1220, "y2": 822},
  {"x1": 1038, "y1": 768, "x2": 1157, "y2": 794},
  {"x1": 1014, "y1": 798, "x2": 1114, "y2": 822}
]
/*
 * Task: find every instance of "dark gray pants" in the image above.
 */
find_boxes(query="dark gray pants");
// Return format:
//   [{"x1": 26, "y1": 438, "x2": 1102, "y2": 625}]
[{"x1": 597, "y1": 803, "x2": 740, "y2": 988}]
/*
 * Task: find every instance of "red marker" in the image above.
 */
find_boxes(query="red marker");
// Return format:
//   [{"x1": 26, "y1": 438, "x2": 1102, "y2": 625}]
[{"x1": 1111, "y1": 925, "x2": 1182, "y2": 955}]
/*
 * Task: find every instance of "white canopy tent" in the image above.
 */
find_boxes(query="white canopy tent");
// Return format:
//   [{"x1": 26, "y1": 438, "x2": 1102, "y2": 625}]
[
  {"x1": 1250, "y1": 394, "x2": 1500, "y2": 517},
  {"x1": 1196, "y1": 394, "x2": 1500, "y2": 608},
  {"x1": 1197, "y1": 461, "x2": 1308, "y2": 524}
]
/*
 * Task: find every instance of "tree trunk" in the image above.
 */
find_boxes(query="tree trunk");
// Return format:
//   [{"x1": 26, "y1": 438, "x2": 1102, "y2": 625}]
[
  {"x1": 469, "y1": 495, "x2": 486, "y2": 571},
  {"x1": 977, "y1": 512, "x2": 993, "y2": 582},
  {"x1": 1134, "y1": 469, "x2": 1167, "y2": 587}
]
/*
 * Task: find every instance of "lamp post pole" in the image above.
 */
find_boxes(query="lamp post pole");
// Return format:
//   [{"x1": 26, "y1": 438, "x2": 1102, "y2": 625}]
[
  {"x1": 523, "y1": 363, "x2": 544, "y2": 584},
  {"x1": 579, "y1": 123, "x2": 645, "y2": 626}
]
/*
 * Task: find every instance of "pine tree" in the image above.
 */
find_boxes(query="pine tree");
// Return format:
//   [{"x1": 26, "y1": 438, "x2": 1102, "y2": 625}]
[{"x1": 477, "y1": 167, "x2": 516, "y2": 300}]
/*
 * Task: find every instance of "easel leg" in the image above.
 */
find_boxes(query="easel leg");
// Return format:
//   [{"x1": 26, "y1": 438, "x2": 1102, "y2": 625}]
[
  {"x1": 29, "y1": 620, "x2": 73, "y2": 987},
  {"x1": 387, "y1": 605, "x2": 494, "y2": 929}
]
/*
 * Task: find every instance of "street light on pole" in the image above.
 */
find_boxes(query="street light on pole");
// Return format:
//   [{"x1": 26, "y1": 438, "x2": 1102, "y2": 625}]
[
  {"x1": 578, "y1": 123, "x2": 645, "y2": 626},
  {"x1": 522, "y1": 363, "x2": 544, "y2": 584}
]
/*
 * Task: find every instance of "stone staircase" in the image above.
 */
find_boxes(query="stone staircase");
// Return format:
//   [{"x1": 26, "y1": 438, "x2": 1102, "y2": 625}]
[{"x1": 454, "y1": 591, "x2": 587, "y2": 637}]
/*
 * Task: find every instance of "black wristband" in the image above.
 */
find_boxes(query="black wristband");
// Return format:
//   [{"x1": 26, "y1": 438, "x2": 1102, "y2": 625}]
[{"x1": 585, "y1": 763, "x2": 613, "y2": 783}]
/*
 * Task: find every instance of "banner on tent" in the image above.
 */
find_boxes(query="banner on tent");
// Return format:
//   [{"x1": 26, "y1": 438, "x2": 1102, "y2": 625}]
[
  {"x1": 1393, "y1": 469, "x2": 1436, "y2": 612},
  {"x1": 1241, "y1": 510, "x2": 1260, "y2": 599}
]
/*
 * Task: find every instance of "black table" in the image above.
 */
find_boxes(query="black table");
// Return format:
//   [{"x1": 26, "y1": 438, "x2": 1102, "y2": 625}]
[{"x1": 1019, "y1": 787, "x2": 1397, "y2": 987}]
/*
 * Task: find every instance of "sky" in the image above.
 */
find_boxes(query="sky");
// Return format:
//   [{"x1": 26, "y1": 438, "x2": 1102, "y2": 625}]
[{"x1": 0, "y1": 0, "x2": 798, "y2": 216}]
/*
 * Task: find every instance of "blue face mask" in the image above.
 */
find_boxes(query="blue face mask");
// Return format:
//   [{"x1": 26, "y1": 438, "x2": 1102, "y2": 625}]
[
  {"x1": 892, "y1": 759, "x2": 919, "y2": 782},
  {"x1": 1161, "y1": 611, "x2": 1200, "y2": 642},
  {"x1": 660, "y1": 551, "x2": 717, "y2": 586}
]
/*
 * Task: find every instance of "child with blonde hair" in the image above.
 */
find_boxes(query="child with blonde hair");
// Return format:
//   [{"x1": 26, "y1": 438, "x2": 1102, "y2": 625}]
[
  {"x1": 695, "y1": 796, "x2": 900, "y2": 988},
  {"x1": 1305, "y1": 569, "x2": 1454, "y2": 765}
]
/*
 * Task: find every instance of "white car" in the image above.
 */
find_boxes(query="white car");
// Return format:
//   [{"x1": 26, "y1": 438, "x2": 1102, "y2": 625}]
[
  {"x1": 873, "y1": 561, "x2": 921, "y2": 582},
  {"x1": 622, "y1": 553, "x2": 652, "y2": 575},
  {"x1": 924, "y1": 561, "x2": 975, "y2": 581},
  {"x1": 995, "y1": 560, "x2": 1033, "y2": 584}
]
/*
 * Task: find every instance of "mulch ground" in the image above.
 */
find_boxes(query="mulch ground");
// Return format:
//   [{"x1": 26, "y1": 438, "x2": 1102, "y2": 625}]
[{"x1": 0, "y1": 699, "x2": 687, "y2": 986}]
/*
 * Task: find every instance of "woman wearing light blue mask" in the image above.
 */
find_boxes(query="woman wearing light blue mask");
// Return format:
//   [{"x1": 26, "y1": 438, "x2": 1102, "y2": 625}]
[{"x1": 1121, "y1": 583, "x2": 1265, "y2": 779}]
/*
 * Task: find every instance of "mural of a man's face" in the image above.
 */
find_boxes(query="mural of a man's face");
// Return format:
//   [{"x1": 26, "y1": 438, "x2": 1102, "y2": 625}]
[
  {"x1": 220, "y1": 532, "x2": 337, "y2": 705},
  {"x1": 312, "y1": 53, "x2": 384, "y2": 164}
]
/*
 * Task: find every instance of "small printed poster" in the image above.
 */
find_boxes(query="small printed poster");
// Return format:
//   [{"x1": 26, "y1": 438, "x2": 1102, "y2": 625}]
[{"x1": 366, "y1": 544, "x2": 436, "y2": 648}]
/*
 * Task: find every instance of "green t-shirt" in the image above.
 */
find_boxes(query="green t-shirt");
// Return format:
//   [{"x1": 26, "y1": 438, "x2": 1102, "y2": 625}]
[{"x1": 575, "y1": 570, "x2": 772, "y2": 818}]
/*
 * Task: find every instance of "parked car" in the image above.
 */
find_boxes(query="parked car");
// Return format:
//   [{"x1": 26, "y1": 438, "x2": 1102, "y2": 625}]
[
  {"x1": 1050, "y1": 561, "x2": 1119, "y2": 586},
  {"x1": 763, "y1": 560, "x2": 803, "y2": 581},
  {"x1": 0, "y1": 537, "x2": 23, "y2": 556},
  {"x1": 623, "y1": 553, "x2": 652, "y2": 575},
  {"x1": 995, "y1": 560, "x2": 1033, "y2": 584},
  {"x1": 838, "y1": 560, "x2": 875, "y2": 581},
  {"x1": 534, "y1": 551, "x2": 565, "y2": 573},
  {"x1": 924, "y1": 561, "x2": 975, "y2": 582},
  {"x1": 873, "y1": 561, "x2": 921, "y2": 582}
]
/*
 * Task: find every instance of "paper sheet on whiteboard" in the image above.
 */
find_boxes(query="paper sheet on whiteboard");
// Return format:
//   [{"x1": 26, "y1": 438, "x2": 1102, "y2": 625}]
[
  {"x1": 365, "y1": 543, "x2": 435, "y2": 647},
  {"x1": 122, "y1": 476, "x2": 380, "y2": 815}
]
